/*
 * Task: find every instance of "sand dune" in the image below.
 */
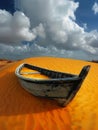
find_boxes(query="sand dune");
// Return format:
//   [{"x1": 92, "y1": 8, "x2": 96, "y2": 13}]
[
  {"x1": 0, "y1": 59, "x2": 13, "y2": 68},
  {"x1": 0, "y1": 57, "x2": 98, "y2": 130}
]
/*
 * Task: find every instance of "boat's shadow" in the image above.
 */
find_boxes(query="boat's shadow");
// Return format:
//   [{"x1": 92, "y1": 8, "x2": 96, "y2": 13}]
[{"x1": 0, "y1": 71, "x2": 63, "y2": 116}]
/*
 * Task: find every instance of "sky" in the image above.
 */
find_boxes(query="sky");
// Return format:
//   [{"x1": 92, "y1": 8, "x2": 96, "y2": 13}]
[{"x1": 0, "y1": 0, "x2": 98, "y2": 60}]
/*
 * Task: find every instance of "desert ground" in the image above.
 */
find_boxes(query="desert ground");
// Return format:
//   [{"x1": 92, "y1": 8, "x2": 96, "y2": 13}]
[
  {"x1": 0, "y1": 59, "x2": 13, "y2": 68},
  {"x1": 0, "y1": 57, "x2": 98, "y2": 130}
]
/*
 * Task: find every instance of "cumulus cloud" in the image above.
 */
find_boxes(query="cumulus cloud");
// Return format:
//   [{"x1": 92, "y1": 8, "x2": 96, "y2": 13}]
[
  {"x1": 0, "y1": 0, "x2": 98, "y2": 60},
  {"x1": 32, "y1": 23, "x2": 46, "y2": 39},
  {"x1": 0, "y1": 9, "x2": 46, "y2": 44},
  {"x1": 0, "y1": 10, "x2": 36, "y2": 43},
  {"x1": 15, "y1": 0, "x2": 98, "y2": 54},
  {"x1": 0, "y1": 43, "x2": 98, "y2": 60},
  {"x1": 92, "y1": 2, "x2": 98, "y2": 14}
]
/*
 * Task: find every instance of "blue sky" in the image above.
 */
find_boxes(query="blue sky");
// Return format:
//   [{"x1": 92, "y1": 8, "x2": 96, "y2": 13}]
[
  {"x1": 0, "y1": 0, "x2": 15, "y2": 13},
  {"x1": 0, "y1": 0, "x2": 98, "y2": 60},
  {"x1": 75, "y1": 0, "x2": 98, "y2": 30}
]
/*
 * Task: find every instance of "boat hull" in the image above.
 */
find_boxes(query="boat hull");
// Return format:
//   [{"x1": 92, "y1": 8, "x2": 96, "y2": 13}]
[
  {"x1": 15, "y1": 63, "x2": 90, "y2": 107},
  {"x1": 19, "y1": 78, "x2": 75, "y2": 98}
]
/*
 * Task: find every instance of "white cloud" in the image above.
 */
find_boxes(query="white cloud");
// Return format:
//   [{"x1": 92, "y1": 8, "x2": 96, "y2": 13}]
[
  {"x1": 0, "y1": 43, "x2": 98, "y2": 60},
  {"x1": 14, "y1": 0, "x2": 98, "y2": 54},
  {"x1": 0, "y1": 10, "x2": 39, "y2": 43},
  {"x1": 0, "y1": 0, "x2": 98, "y2": 60},
  {"x1": 92, "y1": 2, "x2": 98, "y2": 15},
  {"x1": 32, "y1": 23, "x2": 46, "y2": 39}
]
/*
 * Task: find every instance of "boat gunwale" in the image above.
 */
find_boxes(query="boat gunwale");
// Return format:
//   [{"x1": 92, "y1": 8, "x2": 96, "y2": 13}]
[{"x1": 15, "y1": 63, "x2": 81, "y2": 84}]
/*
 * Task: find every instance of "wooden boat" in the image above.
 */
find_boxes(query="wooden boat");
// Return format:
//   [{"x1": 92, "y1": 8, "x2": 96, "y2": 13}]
[{"x1": 15, "y1": 63, "x2": 90, "y2": 107}]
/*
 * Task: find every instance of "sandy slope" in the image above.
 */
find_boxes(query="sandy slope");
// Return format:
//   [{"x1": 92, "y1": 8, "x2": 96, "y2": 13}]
[
  {"x1": 0, "y1": 59, "x2": 12, "y2": 68},
  {"x1": 0, "y1": 57, "x2": 98, "y2": 130}
]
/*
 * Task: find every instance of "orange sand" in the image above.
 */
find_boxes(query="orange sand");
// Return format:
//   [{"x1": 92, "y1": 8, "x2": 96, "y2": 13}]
[
  {"x1": 21, "y1": 67, "x2": 49, "y2": 79},
  {"x1": 0, "y1": 60, "x2": 12, "y2": 68},
  {"x1": 0, "y1": 57, "x2": 98, "y2": 130}
]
